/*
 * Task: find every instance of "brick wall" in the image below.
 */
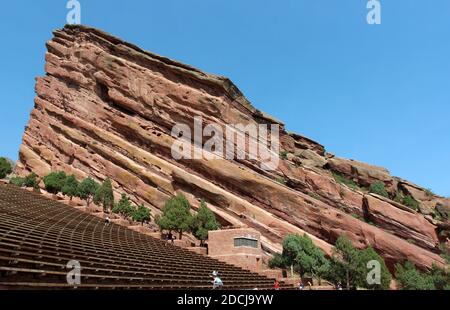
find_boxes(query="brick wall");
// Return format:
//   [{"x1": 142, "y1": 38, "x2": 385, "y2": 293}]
[{"x1": 208, "y1": 228, "x2": 263, "y2": 272}]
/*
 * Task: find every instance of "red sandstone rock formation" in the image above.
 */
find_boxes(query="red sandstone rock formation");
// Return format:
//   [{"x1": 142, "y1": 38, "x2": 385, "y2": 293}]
[{"x1": 16, "y1": 25, "x2": 449, "y2": 271}]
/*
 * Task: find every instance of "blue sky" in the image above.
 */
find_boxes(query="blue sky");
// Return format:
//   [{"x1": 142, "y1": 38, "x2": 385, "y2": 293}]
[{"x1": 0, "y1": 1, "x2": 449, "y2": 196}]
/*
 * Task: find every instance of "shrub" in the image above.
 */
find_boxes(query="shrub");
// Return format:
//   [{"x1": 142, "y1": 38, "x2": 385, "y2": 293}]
[
  {"x1": 402, "y1": 195, "x2": 420, "y2": 211},
  {"x1": 9, "y1": 176, "x2": 25, "y2": 187},
  {"x1": 439, "y1": 244, "x2": 450, "y2": 264},
  {"x1": 190, "y1": 200, "x2": 219, "y2": 245},
  {"x1": 280, "y1": 151, "x2": 288, "y2": 159},
  {"x1": 276, "y1": 177, "x2": 287, "y2": 185},
  {"x1": 43, "y1": 172, "x2": 67, "y2": 194},
  {"x1": 10, "y1": 173, "x2": 39, "y2": 189},
  {"x1": 23, "y1": 173, "x2": 39, "y2": 189},
  {"x1": 332, "y1": 172, "x2": 359, "y2": 190},
  {"x1": 393, "y1": 191, "x2": 404, "y2": 204},
  {"x1": 0, "y1": 157, "x2": 12, "y2": 179},
  {"x1": 369, "y1": 181, "x2": 388, "y2": 198},
  {"x1": 433, "y1": 204, "x2": 450, "y2": 221}
]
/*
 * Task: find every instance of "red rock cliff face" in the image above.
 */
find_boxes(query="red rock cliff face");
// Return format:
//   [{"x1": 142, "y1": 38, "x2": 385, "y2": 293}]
[{"x1": 16, "y1": 25, "x2": 449, "y2": 271}]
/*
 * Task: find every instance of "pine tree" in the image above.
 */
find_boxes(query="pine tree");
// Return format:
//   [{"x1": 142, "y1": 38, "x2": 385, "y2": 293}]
[
  {"x1": 190, "y1": 200, "x2": 219, "y2": 246},
  {"x1": 94, "y1": 178, "x2": 114, "y2": 213},
  {"x1": 155, "y1": 193, "x2": 193, "y2": 240},
  {"x1": 132, "y1": 204, "x2": 151, "y2": 225},
  {"x1": 112, "y1": 194, "x2": 135, "y2": 218}
]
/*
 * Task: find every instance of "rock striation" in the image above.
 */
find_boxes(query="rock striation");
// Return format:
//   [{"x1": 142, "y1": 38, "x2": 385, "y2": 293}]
[{"x1": 16, "y1": 25, "x2": 449, "y2": 271}]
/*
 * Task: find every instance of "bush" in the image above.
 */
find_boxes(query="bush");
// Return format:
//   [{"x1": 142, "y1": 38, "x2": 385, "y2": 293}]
[
  {"x1": 369, "y1": 181, "x2": 388, "y2": 198},
  {"x1": 280, "y1": 151, "x2": 288, "y2": 159},
  {"x1": 393, "y1": 191, "x2": 404, "y2": 204},
  {"x1": 439, "y1": 244, "x2": 450, "y2": 264},
  {"x1": 0, "y1": 157, "x2": 12, "y2": 179},
  {"x1": 43, "y1": 172, "x2": 67, "y2": 194},
  {"x1": 23, "y1": 173, "x2": 39, "y2": 189},
  {"x1": 402, "y1": 195, "x2": 420, "y2": 211},
  {"x1": 332, "y1": 172, "x2": 359, "y2": 190},
  {"x1": 10, "y1": 173, "x2": 38, "y2": 189},
  {"x1": 433, "y1": 204, "x2": 450, "y2": 221},
  {"x1": 10, "y1": 176, "x2": 25, "y2": 187}
]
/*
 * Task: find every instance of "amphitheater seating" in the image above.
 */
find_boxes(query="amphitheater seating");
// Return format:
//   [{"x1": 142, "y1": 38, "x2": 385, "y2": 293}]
[{"x1": 0, "y1": 184, "x2": 285, "y2": 290}]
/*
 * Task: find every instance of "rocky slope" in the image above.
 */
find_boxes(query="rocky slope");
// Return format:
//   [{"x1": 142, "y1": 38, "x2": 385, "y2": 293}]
[{"x1": 16, "y1": 25, "x2": 449, "y2": 271}]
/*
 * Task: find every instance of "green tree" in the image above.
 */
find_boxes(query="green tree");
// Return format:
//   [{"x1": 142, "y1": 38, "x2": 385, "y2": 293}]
[
  {"x1": 395, "y1": 261, "x2": 435, "y2": 290},
  {"x1": 328, "y1": 236, "x2": 360, "y2": 288},
  {"x1": 77, "y1": 177, "x2": 99, "y2": 207},
  {"x1": 43, "y1": 172, "x2": 67, "y2": 194},
  {"x1": 294, "y1": 234, "x2": 330, "y2": 284},
  {"x1": 94, "y1": 178, "x2": 114, "y2": 213},
  {"x1": 62, "y1": 175, "x2": 79, "y2": 201},
  {"x1": 355, "y1": 246, "x2": 391, "y2": 289},
  {"x1": 369, "y1": 181, "x2": 389, "y2": 198},
  {"x1": 395, "y1": 262, "x2": 449, "y2": 290},
  {"x1": 0, "y1": 157, "x2": 12, "y2": 179},
  {"x1": 155, "y1": 193, "x2": 193, "y2": 240},
  {"x1": 328, "y1": 235, "x2": 391, "y2": 290},
  {"x1": 274, "y1": 234, "x2": 330, "y2": 282},
  {"x1": 190, "y1": 200, "x2": 219, "y2": 246},
  {"x1": 112, "y1": 194, "x2": 135, "y2": 218},
  {"x1": 132, "y1": 204, "x2": 151, "y2": 225},
  {"x1": 429, "y1": 264, "x2": 450, "y2": 290},
  {"x1": 268, "y1": 253, "x2": 285, "y2": 269}
]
